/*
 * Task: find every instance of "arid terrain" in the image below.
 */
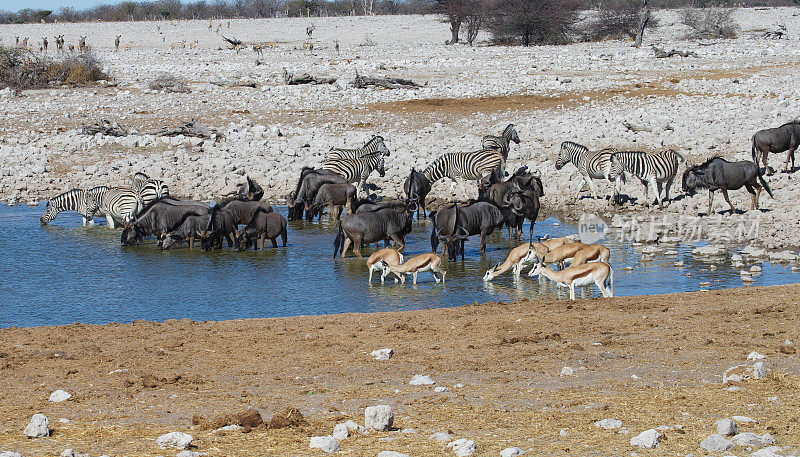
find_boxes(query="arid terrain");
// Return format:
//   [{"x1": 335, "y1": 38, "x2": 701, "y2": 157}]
[{"x1": 0, "y1": 285, "x2": 799, "y2": 456}]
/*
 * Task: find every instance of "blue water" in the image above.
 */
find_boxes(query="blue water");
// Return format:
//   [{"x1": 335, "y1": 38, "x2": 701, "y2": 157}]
[{"x1": 1, "y1": 204, "x2": 797, "y2": 328}]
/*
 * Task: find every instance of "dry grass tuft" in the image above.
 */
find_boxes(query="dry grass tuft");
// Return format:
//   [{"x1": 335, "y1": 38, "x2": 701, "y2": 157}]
[
  {"x1": 149, "y1": 73, "x2": 191, "y2": 93},
  {"x1": 0, "y1": 46, "x2": 109, "y2": 90}
]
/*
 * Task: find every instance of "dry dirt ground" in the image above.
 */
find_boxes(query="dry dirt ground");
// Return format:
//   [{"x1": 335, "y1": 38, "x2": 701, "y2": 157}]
[{"x1": 1, "y1": 285, "x2": 799, "y2": 456}]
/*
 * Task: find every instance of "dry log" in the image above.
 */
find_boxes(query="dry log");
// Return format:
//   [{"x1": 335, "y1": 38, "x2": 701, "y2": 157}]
[
  {"x1": 282, "y1": 69, "x2": 336, "y2": 85},
  {"x1": 150, "y1": 121, "x2": 222, "y2": 139},
  {"x1": 652, "y1": 45, "x2": 699, "y2": 58},
  {"x1": 622, "y1": 121, "x2": 652, "y2": 133},
  {"x1": 349, "y1": 70, "x2": 422, "y2": 89},
  {"x1": 81, "y1": 119, "x2": 128, "y2": 137}
]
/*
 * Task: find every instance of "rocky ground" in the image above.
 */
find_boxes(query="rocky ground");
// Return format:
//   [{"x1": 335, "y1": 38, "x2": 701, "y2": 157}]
[
  {"x1": 2, "y1": 11, "x2": 800, "y2": 249},
  {"x1": 0, "y1": 285, "x2": 799, "y2": 456}
]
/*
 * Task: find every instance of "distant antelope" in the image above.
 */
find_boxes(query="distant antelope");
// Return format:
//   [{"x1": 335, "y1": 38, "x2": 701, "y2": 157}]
[
  {"x1": 252, "y1": 43, "x2": 263, "y2": 56},
  {"x1": 42, "y1": 37, "x2": 48, "y2": 51},
  {"x1": 79, "y1": 36, "x2": 86, "y2": 53},
  {"x1": 483, "y1": 242, "x2": 537, "y2": 282},
  {"x1": 124, "y1": 43, "x2": 132, "y2": 51},
  {"x1": 227, "y1": 21, "x2": 230, "y2": 28},
  {"x1": 380, "y1": 253, "x2": 446, "y2": 285},
  {"x1": 115, "y1": 35, "x2": 121, "y2": 52},
  {"x1": 68, "y1": 44, "x2": 75, "y2": 52},
  {"x1": 15, "y1": 36, "x2": 19, "y2": 46},
  {"x1": 367, "y1": 248, "x2": 404, "y2": 284},
  {"x1": 531, "y1": 262, "x2": 614, "y2": 300},
  {"x1": 208, "y1": 21, "x2": 213, "y2": 30},
  {"x1": 22, "y1": 37, "x2": 28, "y2": 49},
  {"x1": 189, "y1": 41, "x2": 197, "y2": 49},
  {"x1": 56, "y1": 35, "x2": 64, "y2": 51},
  {"x1": 334, "y1": 39, "x2": 340, "y2": 55},
  {"x1": 306, "y1": 24, "x2": 315, "y2": 38}
]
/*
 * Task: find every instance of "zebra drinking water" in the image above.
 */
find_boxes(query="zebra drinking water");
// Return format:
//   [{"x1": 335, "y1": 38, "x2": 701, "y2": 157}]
[
  {"x1": 556, "y1": 141, "x2": 616, "y2": 200},
  {"x1": 321, "y1": 155, "x2": 386, "y2": 198},
  {"x1": 98, "y1": 187, "x2": 143, "y2": 228},
  {"x1": 325, "y1": 136, "x2": 390, "y2": 161},
  {"x1": 40, "y1": 188, "x2": 102, "y2": 226},
  {"x1": 422, "y1": 148, "x2": 505, "y2": 194},
  {"x1": 608, "y1": 149, "x2": 686, "y2": 207},
  {"x1": 481, "y1": 124, "x2": 520, "y2": 161}
]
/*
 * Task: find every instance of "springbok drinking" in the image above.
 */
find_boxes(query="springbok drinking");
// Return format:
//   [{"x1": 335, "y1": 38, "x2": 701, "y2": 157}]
[
  {"x1": 379, "y1": 253, "x2": 446, "y2": 285},
  {"x1": 366, "y1": 248, "x2": 404, "y2": 284},
  {"x1": 570, "y1": 244, "x2": 611, "y2": 267},
  {"x1": 530, "y1": 262, "x2": 614, "y2": 300},
  {"x1": 527, "y1": 242, "x2": 589, "y2": 272},
  {"x1": 483, "y1": 242, "x2": 537, "y2": 282}
]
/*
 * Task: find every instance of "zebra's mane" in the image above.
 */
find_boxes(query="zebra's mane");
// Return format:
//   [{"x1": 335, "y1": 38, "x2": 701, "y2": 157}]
[
  {"x1": 561, "y1": 141, "x2": 588, "y2": 152},
  {"x1": 293, "y1": 166, "x2": 318, "y2": 197},
  {"x1": 502, "y1": 124, "x2": 516, "y2": 138}
]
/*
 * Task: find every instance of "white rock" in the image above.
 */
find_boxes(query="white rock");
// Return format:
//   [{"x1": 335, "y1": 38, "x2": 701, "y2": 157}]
[
  {"x1": 701, "y1": 434, "x2": 735, "y2": 452},
  {"x1": 309, "y1": 435, "x2": 340, "y2": 454},
  {"x1": 434, "y1": 386, "x2": 449, "y2": 393},
  {"x1": 595, "y1": 418, "x2": 623, "y2": 429},
  {"x1": 24, "y1": 414, "x2": 50, "y2": 438},
  {"x1": 724, "y1": 362, "x2": 766, "y2": 383},
  {"x1": 176, "y1": 452, "x2": 208, "y2": 457},
  {"x1": 447, "y1": 438, "x2": 477, "y2": 456},
  {"x1": 156, "y1": 432, "x2": 193, "y2": 449},
  {"x1": 409, "y1": 374, "x2": 435, "y2": 385},
  {"x1": 332, "y1": 423, "x2": 349, "y2": 441},
  {"x1": 732, "y1": 415, "x2": 758, "y2": 423},
  {"x1": 747, "y1": 351, "x2": 766, "y2": 360},
  {"x1": 377, "y1": 452, "x2": 410, "y2": 457},
  {"x1": 0, "y1": 452, "x2": 22, "y2": 457},
  {"x1": 751, "y1": 446, "x2": 784, "y2": 457},
  {"x1": 214, "y1": 424, "x2": 243, "y2": 432},
  {"x1": 500, "y1": 447, "x2": 526, "y2": 457},
  {"x1": 365, "y1": 405, "x2": 394, "y2": 431},
  {"x1": 716, "y1": 418, "x2": 738, "y2": 436},
  {"x1": 49, "y1": 390, "x2": 72, "y2": 402},
  {"x1": 630, "y1": 429, "x2": 661, "y2": 448},
  {"x1": 560, "y1": 366, "x2": 575, "y2": 376},
  {"x1": 371, "y1": 348, "x2": 394, "y2": 361},
  {"x1": 731, "y1": 432, "x2": 775, "y2": 448},
  {"x1": 751, "y1": 265, "x2": 763, "y2": 272},
  {"x1": 429, "y1": 431, "x2": 454, "y2": 443}
]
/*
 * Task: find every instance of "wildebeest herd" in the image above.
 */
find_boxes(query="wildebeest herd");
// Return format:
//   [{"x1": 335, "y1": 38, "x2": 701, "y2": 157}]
[{"x1": 39, "y1": 119, "x2": 794, "y2": 298}]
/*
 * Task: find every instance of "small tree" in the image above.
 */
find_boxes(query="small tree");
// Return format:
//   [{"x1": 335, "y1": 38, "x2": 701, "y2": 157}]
[
  {"x1": 437, "y1": 0, "x2": 469, "y2": 44},
  {"x1": 463, "y1": 0, "x2": 488, "y2": 45},
  {"x1": 681, "y1": 7, "x2": 738, "y2": 39},
  {"x1": 488, "y1": 0, "x2": 583, "y2": 46}
]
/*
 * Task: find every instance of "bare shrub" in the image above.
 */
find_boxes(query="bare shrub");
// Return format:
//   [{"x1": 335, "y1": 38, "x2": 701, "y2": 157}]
[
  {"x1": 487, "y1": 0, "x2": 584, "y2": 46},
  {"x1": 589, "y1": 0, "x2": 659, "y2": 41},
  {"x1": 149, "y1": 73, "x2": 190, "y2": 93},
  {"x1": 680, "y1": 8, "x2": 738, "y2": 39},
  {"x1": 0, "y1": 46, "x2": 109, "y2": 90}
]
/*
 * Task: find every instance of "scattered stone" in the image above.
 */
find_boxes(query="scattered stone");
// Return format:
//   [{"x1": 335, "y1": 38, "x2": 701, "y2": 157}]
[
  {"x1": 723, "y1": 362, "x2": 766, "y2": 383},
  {"x1": 747, "y1": 351, "x2": 766, "y2": 361},
  {"x1": 429, "y1": 431, "x2": 454, "y2": 443},
  {"x1": 332, "y1": 421, "x2": 367, "y2": 440},
  {"x1": 364, "y1": 405, "x2": 394, "y2": 431},
  {"x1": 750, "y1": 265, "x2": 763, "y2": 272},
  {"x1": 434, "y1": 386, "x2": 450, "y2": 393},
  {"x1": 377, "y1": 452, "x2": 409, "y2": 457},
  {"x1": 446, "y1": 438, "x2": 476, "y2": 456},
  {"x1": 731, "y1": 253, "x2": 743, "y2": 262},
  {"x1": 400, "y1": 428, "x2": 417, "y2": 434},
  {"x1": 732, "y1": 415, "x2": 758, "y2": 423},
  {"x1": 176, "y1": 452, "x2": 208, "y2": 457},
  {"x1": 751, "y1": 446, "x2": 784, "y2": 457},
  {"x1": 700, "y1": 434, "x2": 734, "y2": 452},
  {"x1": 559, "y1": 428, "x2": 569, "y2": 436},
  {"x1": 24, "y1": 414, "x2": 50, "y2": 438},
  {"x1": 58, "y1": 418, "x2": 71, "y2": 423},
  {"x1": 0, "y1": 452, "x2": 22, "y2": 457},
  {"x1": 716, "y1": 418, "x2": 738, "y2": 436},
  {"x1": 595, "y1": 418, "x2": 623, "y2": 429},
  {"x1": 309, "y1": 435, "x2": 340, "y2": 454},
  {"x1": 500, "y1": 447, "x2": 526, "y2": 457},
  {"x1": 409, "y1": 374, "x2": 435, "y2": 385},
  {"x1": 727, "y1": 385, "x2": 743, "y2": 392},
  {"x1": 630, "y1": 429, "x2": 661, "y2": 448},
  {"x1": 49, "y1": 390, "x2": 72, "y2": 402},
  {"x1": 371, "y1": 348, "x2": 394, "y2": 361},
  {"x1": 731, "y1": 432, "x2": 775, "y2": 448},
  {"x1": 693, "y1": 245, "x2": 726, "y2": 257},
  {"x1": 779, "y1": 344, "x2": 796, "y2": 354},
  {"x1": 214, "y1": 424, "x2": 243, "y2": 433},
  {"x1": 156, "y1": 432, "x2": 193, "y2": 450},
  {"x1": 60, "y1": 450, "x2": 90, "y2": 457},
  {"x1": 560, "y1": 366, "x2": 575, "y2": 376}
]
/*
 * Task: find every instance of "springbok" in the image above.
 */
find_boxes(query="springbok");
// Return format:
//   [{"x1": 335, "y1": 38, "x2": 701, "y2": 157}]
[
  {"x1": 570, "y1": 244, "x2": 611, "y2": 267},
  {"x1": 483, "y1": 242, "x2": 536, "y2": 281},
  {"x1": 366, "y1": 248, "x2": 404, "y2": 284},
  {"x1": 527, "y1": 241, "x2": 589, "y2": 273},
  {"x1": 379, "y1": 253, "x2": 446, "y2": 285},
  {"x1": 115, "y1": 35, "x2": 121, "y2": 52},
  {"x1": 538, "y1": 235, "x2": 575, "y2": 251},
  {"x1": 531, "y1": 262, "x2": 614, "y2": 300}
]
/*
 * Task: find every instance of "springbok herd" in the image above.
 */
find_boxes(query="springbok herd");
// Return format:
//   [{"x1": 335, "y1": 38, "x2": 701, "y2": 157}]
[{"x1": 39, "y1": 118, "x2": 798, "y2": 299}]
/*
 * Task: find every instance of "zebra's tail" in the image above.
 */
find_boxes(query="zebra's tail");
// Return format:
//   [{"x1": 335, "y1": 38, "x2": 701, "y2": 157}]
[{"x1": 333, "y1": 221, "x2": 343, "y2": 258}]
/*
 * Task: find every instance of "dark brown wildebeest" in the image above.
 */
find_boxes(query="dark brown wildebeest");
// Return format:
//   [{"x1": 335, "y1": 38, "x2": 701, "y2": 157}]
[
  {"x1": 752, "y1": 120, "x2": 800, "y2": 174},
  {"x1": 682, "y1": 156, "x2": 773, "y2": 214}
]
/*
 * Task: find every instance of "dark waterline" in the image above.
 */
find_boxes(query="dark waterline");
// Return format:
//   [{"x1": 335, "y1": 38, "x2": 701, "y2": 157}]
[{"x1": 1, "y1": 204, "x2": 797, "y2": 328}]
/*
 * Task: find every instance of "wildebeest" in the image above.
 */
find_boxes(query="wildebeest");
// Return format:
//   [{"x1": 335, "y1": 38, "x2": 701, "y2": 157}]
[
  {"x1": 353, "y1": 198, "x2": 408, "y2": 214},
  {"x1": 403, "y1": 168, "x2": 432, "y2": 219},
  {"x1": 752, "y1": 120, "x2": 800, "y2": 174},
  {"x1": 682, "y1": 156, "x2": 773, "y2": 214},
  {"x1": 333, "y1": 204, "x2": 415, "y2": 258},
  {"x1": 200, "y1": 205, "x2": 238, "y2": 251},
  {"x1": 431, "y1": 201, "x2": 509, "y2": 261},
  {"x1": 305, "y1": 183, "x2": 357, "y2": 221},
  {"x1": 217, "y1": 198, "x2": 273, "y2": 225},
  {"x1": 160, "y1": 213, "x2": 210, "y2": 249},
  {"x1": 478, "y1": 166, "x2": 543, "y2": 241},
  {"x1": 288, "y1": 166, "x2": 348, "y2": 221},
  {"x1": 121, "y1": 199, "x2": 210, "y2": 246},
  {"x1": 238, "y1": 175, "x2": 264, "y2": 201},
  {"x1": 234, "y1": 212, "x2": 288, "y2": 250}
]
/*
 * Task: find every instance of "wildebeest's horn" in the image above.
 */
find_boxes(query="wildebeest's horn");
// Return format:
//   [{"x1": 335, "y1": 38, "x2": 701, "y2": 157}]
[{"x1": 502, "y1": 191, "x2": 513, "y2": 206}]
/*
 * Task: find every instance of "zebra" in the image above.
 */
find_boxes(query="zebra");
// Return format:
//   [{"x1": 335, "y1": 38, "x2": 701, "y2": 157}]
[
  {"x1": 131, "y1": 173, "x2": 170, "y2": 205},
  {"x1": 97, "y1": 187, "x2": 143, "y2": 228},
  {"x1": 423, "y1": 148, "x2": 505, "y2": 194},
  {"x1": 608, "y1": 149, "x2": 687, "y2": 207},
  {"x1": 321, "y1": 155, "x2": 386, "y2": 198},
  {"x1": 40, "y1": 188, "x2": 101, "y2": 226},
  {"x1": 481, "y1": 124, "x2": 520, "y2": 161},
  {"x1": 325, "y1": 136, "x2": 390, "y2": 161},
  {"x1": 555, "y1": 141, "x2": 616, "y2": 200}
]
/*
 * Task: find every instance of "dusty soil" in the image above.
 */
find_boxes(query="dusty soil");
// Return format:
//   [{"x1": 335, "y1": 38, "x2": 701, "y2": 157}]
[{"x1": 1, "y1": 285, "x2": 799, "y2": 456}]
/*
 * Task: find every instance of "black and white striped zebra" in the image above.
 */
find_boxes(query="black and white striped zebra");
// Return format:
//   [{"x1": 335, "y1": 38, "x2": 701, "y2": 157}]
[
  {"x1": 97, "y1": 187, "x2": 143, "y2": 228},
  {"x1": 608, "y1": 149, "x2": 687, "y2": 207},
  {"x1": 423, "y1": 148, "x2": 504, "y2": 193},
  {"x1": 556, "y1": 141, "x2": 616, "y2": 200},
  {"x1": 325, "y1": 136, "x2": 390, "y2": 160},
  {"x1": 321, "y1": 155, "x2": 386, "y2": 197},
  {"x1": 131, "y1": 173, "x2": 170, "y2": 206},
  {"x1": 481, "y1": 124, "x2": 520, "y2": 160},
  {"x1": 40, "y1": 188, "x2": 102, "y2": 226}
]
